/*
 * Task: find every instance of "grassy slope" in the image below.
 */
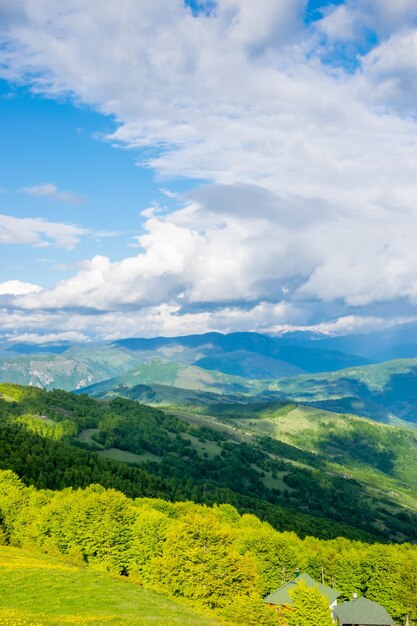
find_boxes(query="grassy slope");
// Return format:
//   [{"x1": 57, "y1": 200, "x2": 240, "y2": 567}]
[
  {"x1": 266, "y1": 357, "x2": 417, "y2": 423},
  {"x1": 81, "y1": 360, "x2": 263, "y2": 397},
  {"x1": 0, "y1": 546, "x2": 220, "y2": 626}
]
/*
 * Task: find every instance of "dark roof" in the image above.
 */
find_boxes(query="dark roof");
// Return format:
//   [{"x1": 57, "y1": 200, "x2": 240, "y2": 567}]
[
  {"x1": 334, "y1": 596, "x2": 395, "y2": 625},
  {"x1": 264, "y1": 573, "x2": 340, "y2": 606}
]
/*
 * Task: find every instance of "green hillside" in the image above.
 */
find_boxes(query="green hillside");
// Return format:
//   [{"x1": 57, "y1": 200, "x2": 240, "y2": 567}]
[
  {"x1": 3, "y1": 383, "x2": 417, "y2": 542},
  {"x1": 80, "y1": 360, "x2": 264, "y2": 397},
  {"x1": 266, "y1": 357, "x2": 417, "y2": 423},
  {"x1": 0, "y1": 546, "x2": 220, "y2": 626},
  {"x1": 84, "y1": 381, "x2": 247, "y2": 410}
]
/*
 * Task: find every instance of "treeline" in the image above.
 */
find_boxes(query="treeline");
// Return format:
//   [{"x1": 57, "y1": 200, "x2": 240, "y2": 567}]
[{"x1": 0, "y1": 471, "x2": 416, "y2": 625}]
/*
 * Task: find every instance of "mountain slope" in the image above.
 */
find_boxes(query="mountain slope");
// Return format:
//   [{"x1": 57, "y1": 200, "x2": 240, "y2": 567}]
[
  {"x1": 267, "y1": 357, "x2": 417, "y2": 423},
  {"x1": 193, "y1": 349, "x2": 306, "y2": 378},
  {"x1": 79, "y1": 360, "x2": 264, "y2": 397},
  {"x1": 316, "y1": 321, "x2": 417, "y2": 361},
  {"x1": 4, "y1": 382, "x2": 417, "y2": 542},
  {"x1": 0, "y1": 346, "x2": 144, "y2": 391}
]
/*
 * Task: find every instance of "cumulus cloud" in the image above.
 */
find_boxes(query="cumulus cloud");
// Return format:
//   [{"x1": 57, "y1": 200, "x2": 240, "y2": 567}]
[
  {"x1": 20, "y1": 182, "x2": 85, "y2": 204},
  {"x1": 307, "y1": 315, "x2": 417, "y2": 336},
  {"x1": 0, "y1": 279, "x2": 41, "y2": 296},
  {"x1": 0, "y1": 214, "x2": 87, "y2": 249},
  {"x1": 0, "y1": 300, "x2": 297, "y2": 341},
  {"x1": 317, "y1": 0, "x2": 417, "y2": 42},
  {"x1": 13, "y1": 182, "x2": 417, "y2": 315},
  {"x1": 2, "y1": 1, "x2": 417, "y2": 336}
]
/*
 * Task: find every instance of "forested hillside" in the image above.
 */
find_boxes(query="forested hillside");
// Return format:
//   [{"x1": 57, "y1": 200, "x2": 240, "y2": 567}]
[
  {"x1": 3, "y1": 382, "x2": 417, "y2": 623},
  {"x1": 2, "y1": 383, "x2": 417, "y2": 543},
  {"x1": 1, "y1": 471, "x2": 417, "y2": 625}
]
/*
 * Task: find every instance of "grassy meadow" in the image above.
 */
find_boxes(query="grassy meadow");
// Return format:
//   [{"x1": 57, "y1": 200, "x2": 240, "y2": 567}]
[{"x1": 0, "y1": 546, "x2": 221, "y2": 626}]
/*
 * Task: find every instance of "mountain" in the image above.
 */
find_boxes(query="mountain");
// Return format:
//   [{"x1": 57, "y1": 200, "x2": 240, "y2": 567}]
[
  {"x1": 0, "y1": 346, "x2": 144, "y2": 390},
  {"x1": 267, "y1": 357, "x2": 417, "y2": 424},
  {"x1": 0, "y1": 331, "x2": 372, "y2": 391},
  {"x1": 113, "y1": 332, "x2": 372, "y2": 374},
  {"x1": 193, "y1": 350, "x2": 305, "y2": 378},
  {"x1": 290, "y1": 320, "x2": 417, "y2": 362}
]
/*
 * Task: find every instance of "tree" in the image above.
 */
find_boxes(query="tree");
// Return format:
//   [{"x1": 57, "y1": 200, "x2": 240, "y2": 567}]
[{"x1": 284, "y1": 580, "x2": 334, "y2": 626}]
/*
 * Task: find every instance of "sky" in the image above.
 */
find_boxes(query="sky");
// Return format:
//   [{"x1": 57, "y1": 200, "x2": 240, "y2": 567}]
[{"x1": 2, "y1": 0, "x2": 417, "y2": 342}]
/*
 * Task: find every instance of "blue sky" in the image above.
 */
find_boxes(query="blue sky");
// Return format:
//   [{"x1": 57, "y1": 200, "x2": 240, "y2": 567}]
[
  {"x1": 0, "y1": 80, "x2": 198, "y2": 287},
  {"x1": 2, "y1": 0, "x2": 417, "y2": 341}
]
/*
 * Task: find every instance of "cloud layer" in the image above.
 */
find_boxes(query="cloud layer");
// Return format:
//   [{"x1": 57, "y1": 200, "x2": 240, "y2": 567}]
[{"x1": 3, "y1": 0, "x2": 417, "y2": 338}]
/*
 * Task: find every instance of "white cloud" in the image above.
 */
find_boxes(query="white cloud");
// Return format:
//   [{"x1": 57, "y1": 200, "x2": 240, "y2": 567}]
[
  {"x1": 0, "y1": 214, "x2": 87, "y2": 249},
  {"x1": 316, "y1": 5, "x2": 356, "y2": 41},
  {"x1": 316, "y1": 0, "x2": 417, "y2": 41},
  {"x1": 6, "y1": 330, "x2": 89, "y2": 344},
  {"x1": 0, "y1": 279, "x2": 41, "y2": 296},
  {"x1": 20, "y1": 182, "x2": 85, "y2": 204},
  {"x1": 0, "y1": 300, "x2": 297, "y2": 340},
  {"x1": 2, "y1": 1, "x2": 417, "y2": 336},
  {"x1": 13, "y1": 182, "x2": 417, "y2": 314},
  {"x1": 307, "y1": 315, "x2": 417, "y2": 336}
]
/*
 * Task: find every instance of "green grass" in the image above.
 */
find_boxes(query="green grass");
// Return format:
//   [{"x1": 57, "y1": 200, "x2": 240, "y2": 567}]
[
  {"x1": 0, "y1": 546, "x2": 221, "y2": 626},
  {"x1": 76, "y1": 428, "x2": 104, "y2": 448},
  {"x1": 99, "y1": 447, "x2": 161, "y2": 464}
]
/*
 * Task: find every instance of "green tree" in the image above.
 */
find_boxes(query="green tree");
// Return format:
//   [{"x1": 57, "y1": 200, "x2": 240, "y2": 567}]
[
  {"x1": 285, "y1": 580, "x2": 334, "y2": 626},
  {"x1": 151, "y1": 510, "x2": 258, "y2": 608}
]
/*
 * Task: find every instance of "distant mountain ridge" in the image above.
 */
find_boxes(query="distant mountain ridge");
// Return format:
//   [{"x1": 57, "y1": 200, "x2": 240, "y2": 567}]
[
  {"x1": 291, "y1": 320, "x2": 417, "y2": 362},
  {"x1": 0, "y1": 330, "x2": 371, "y2": 391}
]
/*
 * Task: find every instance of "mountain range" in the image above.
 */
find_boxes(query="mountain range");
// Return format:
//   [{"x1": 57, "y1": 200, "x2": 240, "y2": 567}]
[{"x1": 2, "y1": 323, "x2": 417, "y2": 426}]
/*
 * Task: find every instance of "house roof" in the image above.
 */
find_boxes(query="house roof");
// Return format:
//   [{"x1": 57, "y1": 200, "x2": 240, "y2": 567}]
[
  {"x1": 334, "y1": 596, "x2": 395, "y2": 625},
  {"x1": 263, "y1": 573, "x2": 340, "y2": 606}
]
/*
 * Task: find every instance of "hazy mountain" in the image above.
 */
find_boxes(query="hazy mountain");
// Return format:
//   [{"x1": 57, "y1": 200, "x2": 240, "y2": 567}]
[
  {"x1": 193, "y1": 350, "x2": 306, "y2": 378},
  {"x1": 0, "y1": 346, "x2": 144, "y2": 391},
  {"x1": 113, "y1": 331, "x2": 371, "y2": 374},
  {"x1": 0, "y1": 331, "x2": 372, "y2": 390},
  {"x1": 293, "y1": 321, "x2": 417, "y2": 362}
]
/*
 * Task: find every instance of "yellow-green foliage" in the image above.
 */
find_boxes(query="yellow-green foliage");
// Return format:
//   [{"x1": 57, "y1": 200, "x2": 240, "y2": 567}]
[
  {"x1": 16, "y1": 415, "x2": 77, "y2": 440},
  {"x1": 0, "y1": 470, "x2": 416, "y2": 624},
  {"x1": 283, "y1": 580, "x2": 334, "y2": 626}
]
